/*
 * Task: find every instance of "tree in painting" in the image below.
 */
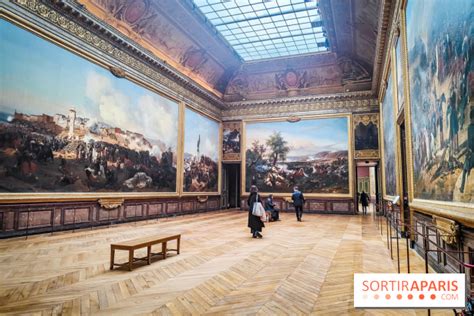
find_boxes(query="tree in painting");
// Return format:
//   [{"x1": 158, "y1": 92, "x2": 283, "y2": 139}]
[
  {"x1": 245, "y1": 118, "x2": 350, "y2": 194},
  {"x1": 406, "y1": 0, "x2": 473, "y2": 202},
  {"x1": 0, "y1": 20, "x2": 178, "y2": 193}
]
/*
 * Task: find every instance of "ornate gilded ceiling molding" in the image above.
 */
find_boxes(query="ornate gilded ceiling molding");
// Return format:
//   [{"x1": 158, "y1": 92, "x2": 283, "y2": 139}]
[
  {"x1": 371, "y1": 0, "x2": 395, "y2": 95},
  {"x1": 222, "y1": 91, "x2": 378, "y2": 120},
  {"x1": 8, "y1": 0, "x2": 225, "y2": 117}
]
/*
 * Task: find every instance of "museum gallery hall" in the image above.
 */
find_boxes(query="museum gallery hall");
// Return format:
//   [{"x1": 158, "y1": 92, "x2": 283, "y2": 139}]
[{"x1": 0, "y1": 0, "x2": 473, "y2": 315}]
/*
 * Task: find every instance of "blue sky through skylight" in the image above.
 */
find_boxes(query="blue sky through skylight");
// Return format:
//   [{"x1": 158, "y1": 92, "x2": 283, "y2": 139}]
[{"x1": 191, "y1": 0, "x2": 329, "y2": 61}]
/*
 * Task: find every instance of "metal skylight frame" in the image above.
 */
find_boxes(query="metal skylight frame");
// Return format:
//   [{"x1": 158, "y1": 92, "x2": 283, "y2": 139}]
[{"x1": 191, "y1": 0, "x2": 329, "y2": 61}]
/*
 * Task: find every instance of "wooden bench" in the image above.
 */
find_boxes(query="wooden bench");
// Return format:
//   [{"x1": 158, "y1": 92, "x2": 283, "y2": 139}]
[{"x1": 110, "y1": 234, "x2": 181, "y2": 271}]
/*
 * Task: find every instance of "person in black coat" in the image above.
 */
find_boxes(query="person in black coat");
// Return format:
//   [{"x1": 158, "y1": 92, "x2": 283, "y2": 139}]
[
  {"x1": 360, "y1": 191, "x2": 370, "y2": 215},
  {"x1": 247, "y1": 185, "x2": 265, "y2": 238},
  {"x1": 291, "y1": 186, "x2": 305, "y2": 222}
]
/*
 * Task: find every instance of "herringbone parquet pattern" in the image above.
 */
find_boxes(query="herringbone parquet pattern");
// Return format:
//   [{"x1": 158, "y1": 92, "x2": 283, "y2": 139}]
[{"x1": 0, "y1": 209, "x2": 452, "y2": 315}]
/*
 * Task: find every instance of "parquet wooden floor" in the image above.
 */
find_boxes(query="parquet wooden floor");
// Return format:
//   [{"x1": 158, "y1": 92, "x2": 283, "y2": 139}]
[{"x1": 0, "y1": 209, "x2": 453, "y2": 315}]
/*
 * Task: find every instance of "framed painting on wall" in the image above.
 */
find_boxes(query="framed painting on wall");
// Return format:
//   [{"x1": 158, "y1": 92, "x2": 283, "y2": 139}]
[
  {"x1": 405, "y1": 0, "x2": 474, "y2": 210},
  {"x1": 182, "y1": 107, "x2": 221, "y2": 194},
  {"x1": 394, "y1": 36, "x2": 405, "y2": 114},
  {"x1": 353, "y1": 113, "x2": 380, "y2": 159},
  {"x1": 0, "y1": 19, "x2": 180, "y2": 201},
  {"x1": 381, "y1": 72, "x2": 398, "y2": 198},
  {"x1": 222, "y1": 121, "x2": 241, "y2": 162},
  {"x1": 242, "y1": 114, "x2": 353, "y2": 197}
]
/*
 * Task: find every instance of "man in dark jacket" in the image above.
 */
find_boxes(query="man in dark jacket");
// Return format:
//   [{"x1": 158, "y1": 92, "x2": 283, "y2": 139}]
[{"x1": 291, "y1": 186, "x2": 305, "y2": 221}]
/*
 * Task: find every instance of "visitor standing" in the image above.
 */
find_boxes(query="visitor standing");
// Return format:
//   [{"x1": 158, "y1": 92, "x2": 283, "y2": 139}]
[
  {"x1": 360, "y1": 191, "x2": 370, "y2": 215},
  {"x1": 247, "y1": 185, "x2": 265, "y2": 238},
  {"x1": 291, "y1": 186, "x2": 305, "y2": 222}
]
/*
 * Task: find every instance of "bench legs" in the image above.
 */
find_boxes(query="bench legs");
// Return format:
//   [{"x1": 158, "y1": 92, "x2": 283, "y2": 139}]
[
  {"x1": 177, "y1": 236, "x2": 180, "y2": 254},
  {"x1": 162, "y1": 242, "x2": 167, "y2": 259},
  {"x1": 110, "y1": 247, "x2": 115, "y2": 270},
  {"x1": 128, "y1": 249, "x2": 134, "y2": 271},
  {"x1": 147, "y1": 246, "x2": 152, "y2": 265}
]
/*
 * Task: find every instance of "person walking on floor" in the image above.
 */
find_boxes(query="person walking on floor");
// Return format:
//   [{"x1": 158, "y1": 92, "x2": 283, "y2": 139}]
[
  {"x1": 247, "y1": 185, "x2": 265, "y2": 238},
  {"x1": 291, "y1": 186, "x2": 305, "y2": 222},
  {"x1": 360, "y1": 191, "x2": 370, "y2": 215}
]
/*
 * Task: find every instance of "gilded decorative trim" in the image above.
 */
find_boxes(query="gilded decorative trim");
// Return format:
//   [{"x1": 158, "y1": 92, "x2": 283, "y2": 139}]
[
  {"x1": 432, "y1": 215, "x2": 459, "y2": 245},
  {"x1": 222, "y1": 92, "x2": 378, "y2": 120},
  {"x1": 98, "y1": 198, "x2": 124, "y2": 209}
]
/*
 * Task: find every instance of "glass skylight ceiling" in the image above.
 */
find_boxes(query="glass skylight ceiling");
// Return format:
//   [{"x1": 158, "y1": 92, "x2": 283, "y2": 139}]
[{"x1": 192, "y1": 0, "x2": 329, "y2": 61}]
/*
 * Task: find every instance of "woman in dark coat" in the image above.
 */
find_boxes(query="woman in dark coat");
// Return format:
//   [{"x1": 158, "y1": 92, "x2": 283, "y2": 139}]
[
  {"x1": 360, "y1": 191, "x2": 370, "y2": 215},
  {"x1": 247, "y1": 185, "x2": 265, "y2": 238}
]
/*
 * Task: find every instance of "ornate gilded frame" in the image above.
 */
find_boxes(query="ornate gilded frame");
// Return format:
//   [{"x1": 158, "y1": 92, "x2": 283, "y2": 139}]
[
  {"x1": 241, "y1": 113, "x2": 354, "y2": 198},
  {"x1": 180, "y1": 106, "x2": 222, "y2": 196},
  {"x1": 222, "y1": 121, "x2": 242, "y2": 163},
  {"x1": 0, "y1": 7, "x2": 221, "y2": 202},
  {"x1": 390, "y1": 0, "x2": 474, "y2": 227},
  {"x1": 353, "y1": 113, "x2": 380, "y2": 159}
]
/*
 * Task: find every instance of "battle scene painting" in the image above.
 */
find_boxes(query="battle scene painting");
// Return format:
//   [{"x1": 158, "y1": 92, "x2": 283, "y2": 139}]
[
  {"x1": 183, "y1": 108, "x2": 219, "y2": 193},
  {"x1": 406, "y1": 0, "x2": 474, "y2": 202},
  {"x1": 0, "y1": 20, "x2": 179, "y2": 193},
  {"x1": 382, "y1": 73, "x2": 397, "y2": 197},
  {"x1": 354, "y1": 113, "x2": 379, "y2": 159},
  {"x1": 395, "y1": 39, "x2": 405, "y2": 112},
  {"x1": 222, "y1": 121, "x2": 241, "y2": 161},
  {"x1": 245, "y1": 117, "x2": 350, "y2": 195}
]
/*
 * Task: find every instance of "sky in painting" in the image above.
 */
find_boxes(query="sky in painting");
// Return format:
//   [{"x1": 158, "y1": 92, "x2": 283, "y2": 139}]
[
  {"x1": 184, "y1": 108, "x2": 219, "y2": 160},
  {"x1": 0, "y1": 19, "x2": 179, "y2": 149},
  {"x1": 246, "y1": 117, "x2": 348, "y2": 157}
]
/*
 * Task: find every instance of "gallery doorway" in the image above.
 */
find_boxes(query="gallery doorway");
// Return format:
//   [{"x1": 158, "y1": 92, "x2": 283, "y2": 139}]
[
  {"x1": 222, "y1": 164, "x2": 241, "y2": 209},
  {"x1": 356, "y1": 161, "x2": 379, "y2": 214}
]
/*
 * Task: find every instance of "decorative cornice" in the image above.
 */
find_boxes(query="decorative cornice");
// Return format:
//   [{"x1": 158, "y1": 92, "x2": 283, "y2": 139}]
[
  {"x1": 8, "y1": 0, "x2": 225, "y2": 117},
  {"x1": 372, "y1": 0, "x2": 395, "y2": 96},
  {"x1": 225, "y1": 90, "x2": 375, "y2": 108},
  {"x1": 222, "y1": 91, "x2": 378, "y2": 120}
]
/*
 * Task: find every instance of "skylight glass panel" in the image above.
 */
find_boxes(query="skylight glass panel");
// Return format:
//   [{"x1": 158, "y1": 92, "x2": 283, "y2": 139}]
[{"x1": 192, "y1": 0, "x2": 329, "y2": 61}]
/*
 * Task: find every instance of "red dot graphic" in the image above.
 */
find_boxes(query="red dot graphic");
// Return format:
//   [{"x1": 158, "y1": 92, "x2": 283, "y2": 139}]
[
  {"x1": 408, "y1": 294, "x2": 413, "y2": 300},
  {"x1": 385, "y1": 294, "x2": 391, "y2": 300},
  {"x1": 431, "y1": 294, "x2": 436, "y2": 300},
  {"x1": 397, "y1": 294, "x2": 402, "y2": 300},
  {"x1": 419, "y1": 294, "x2": 425, "y2": 300},
  {"x1": 374, "y1": 294, "x2": 379, "y2": 300}
]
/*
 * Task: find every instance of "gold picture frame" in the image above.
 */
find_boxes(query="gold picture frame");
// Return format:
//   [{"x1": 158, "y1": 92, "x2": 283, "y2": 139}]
[
  {"x1": 241, "y1": 113, "x2": 354, "y2": 198},
  {"x1": 180, "y1": 105, "x2": 222, "y2": 196},
  {"x1": 0, "y1": 12, "x2": 186, "y2": 203},
  {"x1": 391, "y1": 0, "x2": 474, "y2": 227}
]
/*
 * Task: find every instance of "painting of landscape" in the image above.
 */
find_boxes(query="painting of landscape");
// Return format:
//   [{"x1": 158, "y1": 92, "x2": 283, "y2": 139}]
[
  {"x1": 382, "y1": 73, "x2": 397, "y2": 197},
  {"x1": 245, "y1": 117, "x2": 350, "y2": 194},
  {"x1": 406, "y1": 0, "x2": 473, "y2": 203},
  {"x1": 0, "y1": 20, "x2": 179, "y2": 193},
  {"x1": 183, "y1": 108, "x2": 219, "y2": 193}
]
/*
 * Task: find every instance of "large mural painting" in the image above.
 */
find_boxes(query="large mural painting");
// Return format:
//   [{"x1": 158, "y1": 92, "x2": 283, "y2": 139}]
[
  {"x1": 406, "y1": 0, "x2": 474, "y2": 202},
  {"x1": 244, "y1": 117, "x2": 350, "y2": 195},
  {"x1": 382, "y1": 73, "x2": 397, "y2": 197},
  {"x1": 0, "y1": 20, "x2": 179, "y2": 193},
  {"x1": 183, "y1": 108, "x2": 219, "y2": 193},
  {"x1": 395, "y1": 39, "x2": 405, "y2": 112}
]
